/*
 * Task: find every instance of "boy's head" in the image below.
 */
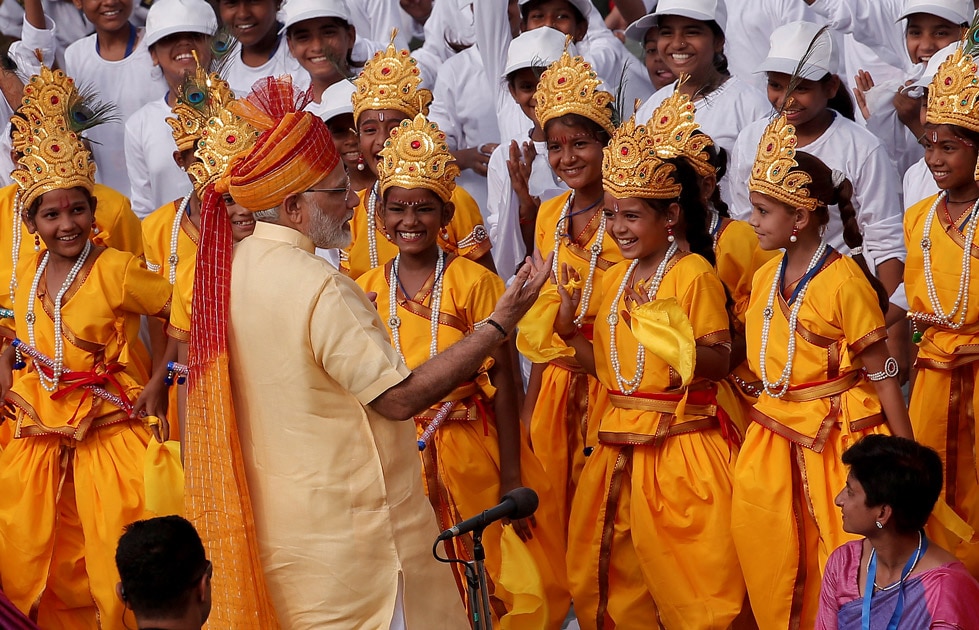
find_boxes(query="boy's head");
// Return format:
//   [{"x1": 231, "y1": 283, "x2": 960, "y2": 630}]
[
  {"x1": 519, "y1": 0, "x2": 588, "y2": 42},
  {"x1": 899, "y1": 0, "x2": 971, "y2": 64},
  {"x1": 625, "y1": 14, "x2": 678, "y2": 90},
  {"x1": 283, "y1": 0, "x2": 356, "y2": 84},
  {"x1": 218, "y1": 0, "x2": 281, "y2": 49},
  {"x1": 115, "y1": 516, "x2": 212, "y2": 628},
  {"x1": 72, "y1": 0, "x2": 134, "y2": 34},
  {"x1": 504, "y1": 26, "x2": 572, "y2": 126}
]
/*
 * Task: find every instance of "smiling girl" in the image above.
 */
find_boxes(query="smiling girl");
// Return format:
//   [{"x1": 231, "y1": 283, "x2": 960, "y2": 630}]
[
  {"x1": 124, "y1": 0, "x2": 217, "y2": 218},
  {"x1": 635, "y1": 0, "x2": 770, "y2": 205},
  {"x1": 218, "y1": 0, "x2": 309, "y2": 94},
  {"x1": 356, "y1": 113, "x2": 569, "y2": 628},
  {"x1": 342, "y1": 40, "x2": 493, "y2": 279},
  {"x1": 0, "y1": 66, "x2": 173, "y2": 630},
  {"x1": 904, "y1": 36, "x2": 979, "y2": 576},
  {"x1": 731, "y1": 111, "x2": 912, "y2": 630},
  {"x1": 557, "y1": 115, "x2": 746, "y2": 629}
]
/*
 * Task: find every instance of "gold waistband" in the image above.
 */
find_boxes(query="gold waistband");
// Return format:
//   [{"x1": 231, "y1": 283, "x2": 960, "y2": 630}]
[
  {"x1": 777, "y1": 371, "x2": 861, "y2": 402},
  {"x1": 607, "y1": 393, "x2": 716, "y2": 417}
]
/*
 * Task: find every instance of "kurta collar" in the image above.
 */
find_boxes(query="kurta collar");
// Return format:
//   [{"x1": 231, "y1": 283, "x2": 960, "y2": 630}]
[{"x1": 252, "y1": 221, "x2": 315, "y2": 253}]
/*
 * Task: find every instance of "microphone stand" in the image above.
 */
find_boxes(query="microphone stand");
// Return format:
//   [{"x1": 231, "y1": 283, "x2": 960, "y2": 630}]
[{"x1": 464, "y1": 526, "x2": 492, "y2": 630}]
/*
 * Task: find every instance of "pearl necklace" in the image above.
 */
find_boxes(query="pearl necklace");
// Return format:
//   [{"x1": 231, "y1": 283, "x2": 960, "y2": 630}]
[
  {"x1": 708, "y1": 208, "x2": 720, "y2": 250},
  {"x1": 870, "y1": 531, "x2": 924, "y2": 592},
  {"x1": 607, "y1": 241, "x2": 678, "y2": 395},
  {"x1": 368, "y1": 183, "x2": 380, "y2": 269},
  {"x1": 27, "y1": 240, "x2": 92, "y2": 392},
  {"x1": 167, "y1": 194, "x2": 192, "y2": 285},
  {"x1": 9, "y1": 191, "x2": 23, "y2": 305},
  {"x1": 759, "y1": 241, "x2": 829, "y2": 398},
  {"x1": 551, "y1": 192, "x2": 608, "y2": 327},
  {"x1": 909, "y1": 191, "x2": 979, "y2": 330},
  {"x1": 388, "y1": 248, "x2": 445, "y2": 364}
]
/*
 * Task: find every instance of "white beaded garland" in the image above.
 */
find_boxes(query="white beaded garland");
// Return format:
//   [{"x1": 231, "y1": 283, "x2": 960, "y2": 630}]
[
  {"x1": 551, "y1": 191, "x2": 608, "y2": 328},
  {"x1": 27, "y1": 240, "x2": 93, "y2": 392},
  {"x1": 167, "y1": 194, "x2": 192, "y2": 286},
  {"x1": 758, "y1": 241, "x2": 829, "y2": 398},
  {"x1": 608, "y1": 241, "x2": 678, "y2": 395},
  {"x1": 368, "y1": 183, "x2": 380, "y2": 269},
  {"x1": 908, "y1": 191, "x2": 978, "y2": 330},
  {"x1": 9, "y1": 191, "x2": 23, "y2": 306},
  {"x1": 389, "y1": 248, "x2": 445, "y2": 364}
]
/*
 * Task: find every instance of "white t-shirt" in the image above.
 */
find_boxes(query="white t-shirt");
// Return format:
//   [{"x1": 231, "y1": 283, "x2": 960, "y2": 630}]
[
  {"x1": 809, "y1": 0, "x2": 910, "y2": 72},
  {"x1": 729, "y1": 113, "x2": 906, "y2": 266},
  {"x1": 429, "y1": 46, "x2": 501, "y2": 213},
  {"x1": 64, "y1": 27, "x2": 167, "y2": 198},
  {"x1": 0, "y1": 1, "x2": 93, "y2": 68},
  {"x1": 223, "y1": 37, "x2": 310, "y2": 96},
  {"x1": 903, "y1": 156, "x2": 937, "y2": 211},
  {"x1": 124, "y1": 97, "x2": 192, "y2": 219},
  {"x1": 346, "y1": 0, "x2": 410, "y2": 50},
  {"x1": 636, "y1": 76, "x2": 772, "y2": 207},
  {"x1": 485, "y1": 137, "x2": 566, "y2": 282}
]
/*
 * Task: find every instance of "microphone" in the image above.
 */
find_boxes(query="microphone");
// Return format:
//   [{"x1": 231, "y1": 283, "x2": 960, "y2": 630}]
[{"x1": 437, "y1": 487, "x2": 539, "y2": 541}]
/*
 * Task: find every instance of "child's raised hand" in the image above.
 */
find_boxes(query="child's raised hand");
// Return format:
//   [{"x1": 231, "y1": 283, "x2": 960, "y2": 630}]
[
  {"x1": 553, "y1": 262, "x2": 582, "y2": 339},
  {"x1": 853, "y1": 70, "x2": 875, "y2": 121},
  {"x1": 893, "y1": 80, "x2": 923, "y2": 130}
]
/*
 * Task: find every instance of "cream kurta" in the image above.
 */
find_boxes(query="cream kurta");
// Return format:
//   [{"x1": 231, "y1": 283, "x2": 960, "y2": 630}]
[{"x1": 227, "y1": 222, "x2": 467, "y2": 629}]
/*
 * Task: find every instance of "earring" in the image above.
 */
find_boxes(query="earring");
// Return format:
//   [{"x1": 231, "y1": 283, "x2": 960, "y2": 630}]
[
  {"x1": 875, "y1": 520, "x2": 883, "y2": 529},
  {"x1": 33, "y1": 234, "x2": 39, "y2": 252},
  {"x1": 666, "y1": 225, "x2": 675, "y2": 243},
  {"x1": 356, "y1": 156, "x2": 365, "y2": 171},
  {"x1": 790, "y1": 226, "x2": 798, "y2": 243},
  {"x1": 384, "y1": 230, "x2": 393, "y2": 241},
  {"x1": 439, "y1": 226, "x2": 449, "y2": 241}
]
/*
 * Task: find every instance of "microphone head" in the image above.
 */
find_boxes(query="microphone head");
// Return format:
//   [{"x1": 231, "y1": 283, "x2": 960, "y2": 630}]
[{"x1": 503, "y1": 487, "x2": 539, "y2": 520}]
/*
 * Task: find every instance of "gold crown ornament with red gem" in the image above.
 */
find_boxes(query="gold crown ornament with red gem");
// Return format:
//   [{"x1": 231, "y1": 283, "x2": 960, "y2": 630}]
[
  {"x1": 534, "y1": 44, "x2": 615, "y2": 136},
  {"x1": 351, "y1": 30, "x2": 432, "y2": 125},
  {"x1": 748, "y1": 112, "x2": 817, "y2": 211},
  {"x1": 166, "y1": 56, "x2": 237, "y2": 153},
  {"x1": 647, "y1": 77, "x2": 715, "y2": 177},
  {"x1": 603, "y1": 115, "x2": 680, "y2": 199},
  {"x1": 377, "y1": 113, "x2": 459, "y2": 202}
]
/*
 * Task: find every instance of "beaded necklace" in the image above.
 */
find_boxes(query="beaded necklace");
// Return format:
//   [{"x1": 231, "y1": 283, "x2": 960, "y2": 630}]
[
  {"x1": 9, "y1": 191, "x2": 23, "y2": 305},
  {"x1": 551, "y1": 191, "x2": 608, "y2": 327},
  {"x1": 388, "y1": 248, "x2": 445, "y2": 364},
  {"x1": 167, "y1": 194, "x2": 192, "y2": 285},
  {"x1": 607, "y1": 241, "x2": 678, "y2": 395},
  {"x1": 759, "y1": 241, "x2": 829, "y2": 398},
  {"x1": 367, "y1": 182, "x2": 380, "y2": 269},
  {"x1": 708, "y1": 208, "x2": 720, "y2": 250},
  {"x1": 909, "y1": 191, "x2": 979, "y2": 331},
  {"x1": 27, "y1": 240, "x2": 92, "y2": 392}
]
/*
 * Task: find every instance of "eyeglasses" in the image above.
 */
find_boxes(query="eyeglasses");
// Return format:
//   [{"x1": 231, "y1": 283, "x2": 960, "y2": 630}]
[{"x1": 306, "y1": 179, "x2": 350, "y2": 195}]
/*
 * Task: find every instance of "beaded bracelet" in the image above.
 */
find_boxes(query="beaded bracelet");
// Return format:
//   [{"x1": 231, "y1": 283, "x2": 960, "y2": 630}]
[{"x1": 484, "y1": 318, "x2": 508, "y2": 338}]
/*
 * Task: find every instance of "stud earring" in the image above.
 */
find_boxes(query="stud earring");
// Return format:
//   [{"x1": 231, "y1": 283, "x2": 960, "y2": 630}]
[
  {"x1": 384, "y1": 231, "x2": 393, "y2": 241},
  {"x1": 875, "y1": 520, "x2": 883, "y2": 529},
  {"x1": 439, "y1": 226, "x2": 449, "y2": 241},
  {"x1": 666, "y1": 225, "x2": 675, "y2": 243},
  {"x1": 790, "y1": 226, "x2": 798, "y2": 243},
  {"x1": 33, "y1": 234, "x2": 39, "y2": 252},
  {"x1": 356, "y1": 156, "x2": 365, "y2": 171}
]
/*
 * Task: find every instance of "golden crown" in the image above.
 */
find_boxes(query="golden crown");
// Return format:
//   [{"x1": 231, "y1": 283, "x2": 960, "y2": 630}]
[
  {"x1": 11, "y1": 66, "x2": 96, "y2": 208},
  {"x1": 377, "y1": 113, "x2": 459, "y2": 202},
  {"x1": 535, "y1": 48, "x2": 615, "y2": 135},
  {"x1": 167, "y1": 62, "x2": 237, "y2": 152},
  {"x1": 602, "y1": 115, "x2": 679, "y2": 199},
  {"x1": 188, "y1": 102, "x2": 261, "y2": 193},
  {"x1": 927, "y1": 44, "x2": 979, "y2": 132},
  {"x1": 352, "y1": 31, "x2": 432, "y2": 124},
  {"x1": 648, "y1": 81, "x2": 714, "y2": 177},
  {"x1": 748, "y1": 113, "x2": 816, "y2": 211}
]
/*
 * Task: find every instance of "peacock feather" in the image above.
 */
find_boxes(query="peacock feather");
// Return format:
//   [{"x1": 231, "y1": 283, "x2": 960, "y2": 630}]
[{"x1": 777, "y1": 24, "x2": 831, "y2": 117}]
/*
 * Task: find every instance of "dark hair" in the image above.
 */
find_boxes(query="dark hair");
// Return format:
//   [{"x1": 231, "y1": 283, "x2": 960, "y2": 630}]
[
  {"x1": 519, "y1": 0, "x2": 585, "y2": 25},
  {"x1": 701, "y1": 138, "x2": 730, "y2": 218},
  {"x1": 792, "y1": 151, "x2": 889, "y2": 313},
  {"x1": 648, "y1": 157, "x2": 716, "y2": 267},
  {"x1": 842, "y1": 435, "x2": 944, "y2": 535},
  {"x1": 822, "y1": 73, "x2": 856, "y2": 122},
  {"x1": 115, "y1": 516, "x2": 209, "y2": 620},
  {"x1": 706, "y1": 21, "x2": 730, "y2": 77},
  {"x1": 506, "y1": 65, "x2": 545, "y2": 88},
  {"x1": 543, "y1": 113, "x2": 612, "y2": 146}
]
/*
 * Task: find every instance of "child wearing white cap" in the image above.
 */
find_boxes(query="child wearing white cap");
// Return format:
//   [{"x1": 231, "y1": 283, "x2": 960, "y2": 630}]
[
  {"x1": 217, "y1": 0, "x2": 309, "y2": 95},
  {"x1": 282, "y1": 0, "x2": 383, "y2": 108},
  {"x1": 623, "y1": 12, "x2": 678, "y2": 91},
  {"x1": 635, "y1": 0, "x2": 771, "y2": 209},
  {"x1": 64, "y1": 0, "x2": 168, "y2": 199},
  {"x1": 124, "y1": 0, "x2": 218, "y2": 219}
]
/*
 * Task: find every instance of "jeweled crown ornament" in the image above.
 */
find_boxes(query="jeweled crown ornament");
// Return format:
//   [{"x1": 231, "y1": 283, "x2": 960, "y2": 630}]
[
  {"x1": 166, "y1": 54, "x2": 236, "y2": 153},
  {"x1": 648, "y1": 76, "x2": 715, "y2": 177},
  {"x1": 352, "y1": 29, "x2": 432, "y2": 124},
  {"x1": 927, "y1": 11, "x2": 979, "y2": 133},
  {"x1": 188, "y1": 98, "x2": 261, "y2": 192},
  {"x1": 603, "y1": 115, "x2": 680, "y2": 199},
  {"x1": 10, "y1": 65, "x2": 98, "y2": 208},
  {"x1": 378, "y1": 113, "x2": 459, "y2": 202},
  {"x1": 535, "y1": 41, "x2": 615, "y2": 136},
  {"x1": 748, "y1": 112, "x2": 817, "y2": 211}
]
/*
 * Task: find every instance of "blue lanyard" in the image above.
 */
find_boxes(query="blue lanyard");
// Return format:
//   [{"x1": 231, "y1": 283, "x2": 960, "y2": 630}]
[
  {"x1": 95, "y1": 23, "x2": 137, "y2": 58},
  {"x1": 779, "y1": 247, "x2": 834, "y2": 306},
  {"x1": 861, "y1": 534, "x2": 929, "y2": 630}
]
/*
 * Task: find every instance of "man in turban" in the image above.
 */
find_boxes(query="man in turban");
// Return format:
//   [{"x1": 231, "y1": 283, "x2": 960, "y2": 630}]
[{"x1": 210, "y1": 76, "x2": 551, "y2": 628}]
